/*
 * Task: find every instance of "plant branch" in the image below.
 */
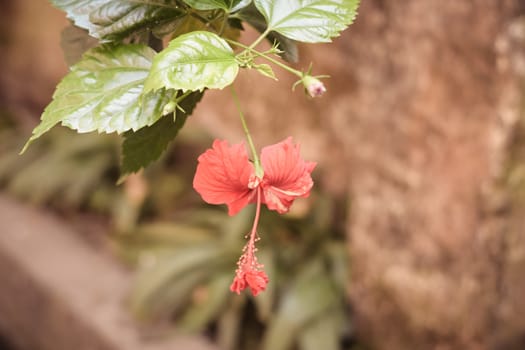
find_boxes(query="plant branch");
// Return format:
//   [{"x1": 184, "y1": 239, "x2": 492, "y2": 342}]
[
  {"x1": 229, "y1": 39, "x2": 303, "y2": 78},
  {"x1": 248, "y1": 28, "x2": 271, "y2": 50}
]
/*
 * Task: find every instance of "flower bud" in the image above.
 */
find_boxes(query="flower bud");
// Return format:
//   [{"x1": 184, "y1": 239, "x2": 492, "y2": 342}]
[{"x1": 302, "y1": 75, "x2": 326, "y2": 97}]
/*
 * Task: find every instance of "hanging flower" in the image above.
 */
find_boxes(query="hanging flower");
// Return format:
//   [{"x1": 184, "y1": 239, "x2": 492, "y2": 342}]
[
  {"x1": 193, "y1": 137, "x2": 316, "y2": 216},
  {"x1": 193, "y1": 137, "x2": 316, "y2": 296}
]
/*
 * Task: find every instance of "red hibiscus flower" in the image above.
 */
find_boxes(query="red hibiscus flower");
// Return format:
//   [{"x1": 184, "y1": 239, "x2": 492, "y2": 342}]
[
  {"x1": 193, "y1": 137, "x2": 316, "y2": 296},
  {"x1": 193, "y1": 137, "x2": 316, "y2": 216}
]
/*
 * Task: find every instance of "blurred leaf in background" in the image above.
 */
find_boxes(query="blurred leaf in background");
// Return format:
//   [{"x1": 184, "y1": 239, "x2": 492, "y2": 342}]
[
  {"x1": 115, "y1": 179, "x2": 354, "y2": 350},
  {"x1": 0, "y1": 119, "x2": 119, "y2": 211}
]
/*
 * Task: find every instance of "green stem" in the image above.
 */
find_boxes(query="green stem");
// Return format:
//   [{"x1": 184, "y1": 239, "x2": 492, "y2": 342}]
[
  {"x1": 188, "y1": 11, "x2": 209, "y2": 25},
  {"x1": 229, "y1": 39, "x2": 303, "y2": 78},
  {"x1": 174, "y1": 90, "x2": 193, "y2": 105},
  {"x1": 255, "y1": 49, "x2": 303, "y2": 76},
  {"x1": 218, "y1": 12, "x2": 228, "y2": 36},
  {"x1": 230, "y1": 86, "x2": 262, "y2": 176},
  {"x1": 248, "y1": 28, "x2": 271, "y2": 50},
  {"x1": 187, "y1": 10, "x2": 221, "y2": 33},
  {"x1": 177, "y1": 90, "x2": 192, "y2": 100}
]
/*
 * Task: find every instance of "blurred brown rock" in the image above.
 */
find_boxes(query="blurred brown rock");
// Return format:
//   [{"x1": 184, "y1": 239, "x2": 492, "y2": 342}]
[
  {"x1": 0, "y1": 0, "x2": 68, "y2": 129},
  {"x1": 194, "y1": 1, "x2": 525, "y2": 349}
]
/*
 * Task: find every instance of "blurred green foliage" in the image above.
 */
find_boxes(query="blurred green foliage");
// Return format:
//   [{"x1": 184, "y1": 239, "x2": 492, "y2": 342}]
[
  {"x1": 116, "y1": 188, "x2": 352, "y2": 350},
  {"x1": 0, "y1": 117, "x2": 355, "y2": 349},
  {"x1": 0, "y1": 115, "x2": 120, "y2": 211}
]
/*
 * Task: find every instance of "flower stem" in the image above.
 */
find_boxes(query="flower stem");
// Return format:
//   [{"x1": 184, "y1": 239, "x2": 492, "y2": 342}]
[
  {"x1": 175, "y1": 90, "x2": 192, "y2": 102},
  {"x1": 256, "y1": 50, "x2": 303, "y2": 77},
  {"x1": 246, "y1": 187, "x2": 263, "y2": 267},
  {"x1": 230, "y1": 86, "x2": 262, "y2": 176},
  {"x1": 229, "y1": 39, "x2": 303, "y2": 78},
  {"x1": 248, "y1": 28, "x2": 271, "y2": 50}
]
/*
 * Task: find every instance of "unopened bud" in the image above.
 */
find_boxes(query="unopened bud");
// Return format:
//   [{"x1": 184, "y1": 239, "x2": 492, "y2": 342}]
[{"x1": 302, "y1": 75, "x2": 326, "y2": 97}]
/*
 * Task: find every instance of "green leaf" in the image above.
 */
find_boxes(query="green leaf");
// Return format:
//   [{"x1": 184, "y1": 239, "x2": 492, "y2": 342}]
[
  {"x1": 22, "y1": 44, "x2": 175, "y2": 153},
  {"x1": 144, "y1": 31, "x2": 239, "y2": 92},
  {"x1": 254, "y1": 63, "x2": 277, "y2": 80},
  {"x1": 182, "y1": 0, "x2": 251, "y2": 12},
  {"x1": 169, "y1": 10, "x2": 242, "y2": 41},
  {"x1": 51, "y1": 0, "x2": 106, "y2": 31},
  {"x1": 89, "y1": 1, "x2": 185, "y2": 41},
  {"x1": 120, "y1": 91, "x2": 203, "y2": 175},
  {"x1": 262, "y1": 259, "x2": 339, "y2": 350},
  {"x1": 253, "y1": 249, "x2": 276, "y2": 321},
  {"x1": 179, "y1": 273, "x2": 232, "y2": 331},
  {"x1": 52, "y1": 0, "x2": 186, "y2": 42},
  {"x1": 217, "y1": 297, "x2": 247, "y2": 350},
  {"x1": 6, "y1": 129, "x2": 116, "y2": 207},
  {"x1": 298, "y1": 310, "x2": 343, "y2": 350},
  {"x1": 253, "y1": 0, "x2": 360, "y2": 43},
  {"x1": 132, "y1": 222, "x2": 215, "y2": 247},
  {"x1": 325, "y1": 241, "x2": 349, "y2": 293},
  {"x1": 131, "y1": 244, "x2": 227, "y2": 318},
  {"x1": 237, "y1": 3, "x2": 299, "y2": 62}
]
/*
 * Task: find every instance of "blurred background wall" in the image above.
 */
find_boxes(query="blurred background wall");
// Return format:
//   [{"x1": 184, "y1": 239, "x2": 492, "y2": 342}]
[
  {"x1": 1, "y1": 1, "x2": 525, "y2": 349},
  {"x1": 0, "y1": 0, "x2": 67, "y2": 130}
]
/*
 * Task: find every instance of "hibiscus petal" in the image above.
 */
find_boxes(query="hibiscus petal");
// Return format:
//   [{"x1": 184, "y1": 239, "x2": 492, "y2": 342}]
[
  {"x1": 229, "y1": 275, "x2": 246, "y2": 295},
  {"x1": 193, "y1": 139, "x2": 255, "y2": 216},
  {"x1": 230, "y1": 269, "x2": 269, "y2": 296},
  {"x1": 245, "y1": 270, "x2": 269, "y2": 296},
  {"x1": 260, "y1": 137, "x2": 316, "y2": 214}
]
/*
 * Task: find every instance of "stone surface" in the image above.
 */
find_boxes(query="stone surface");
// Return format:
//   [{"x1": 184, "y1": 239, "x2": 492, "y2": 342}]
[
  {"x1": 0, "y1": 196, "x2": 216, "y2": 350},
  {"x1": 191, "y1": 1, "x2": 525, "y2": 349}
]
